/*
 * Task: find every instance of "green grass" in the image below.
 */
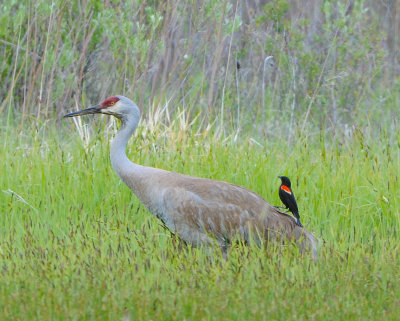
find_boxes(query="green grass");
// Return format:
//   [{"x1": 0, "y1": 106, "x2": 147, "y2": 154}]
[{"x1": 0, "y1": 118, "x2": 399, "y2": 320}]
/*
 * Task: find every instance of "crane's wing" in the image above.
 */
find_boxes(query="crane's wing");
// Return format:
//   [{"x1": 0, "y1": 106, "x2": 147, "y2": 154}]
[{"x1": 159, "y1": 177, "x2": 297, "y2": 245}]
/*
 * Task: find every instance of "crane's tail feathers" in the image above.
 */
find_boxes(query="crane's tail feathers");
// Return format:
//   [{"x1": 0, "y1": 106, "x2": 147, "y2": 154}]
[
  {"x1": 293, "y1": 226, "x2": 319, "y2": 261},
  {"x1": 306, "y1": 231, "x2": 319, "y2": 261}
]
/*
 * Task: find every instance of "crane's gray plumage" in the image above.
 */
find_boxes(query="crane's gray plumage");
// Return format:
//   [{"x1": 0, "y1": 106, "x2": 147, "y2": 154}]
[{"x1": 64, "y1": 95, "x2": 317, "y2": 258}]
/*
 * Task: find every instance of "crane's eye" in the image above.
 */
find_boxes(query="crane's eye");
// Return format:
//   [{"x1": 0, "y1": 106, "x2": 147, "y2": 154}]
[{"x1": 110, "y1": 101, "x2": 115, "y2": 106}]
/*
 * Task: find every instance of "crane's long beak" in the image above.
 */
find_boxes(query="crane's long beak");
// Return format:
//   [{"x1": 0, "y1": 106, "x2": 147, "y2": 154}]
[{"x1": 63, "y1": 105, "x2": 102, "y2": 118}]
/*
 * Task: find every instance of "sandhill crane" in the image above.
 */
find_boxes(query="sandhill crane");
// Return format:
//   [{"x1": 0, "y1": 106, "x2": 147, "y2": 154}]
[{"x1": 64, "y1": 96, "x2": 317, "y2": 258}]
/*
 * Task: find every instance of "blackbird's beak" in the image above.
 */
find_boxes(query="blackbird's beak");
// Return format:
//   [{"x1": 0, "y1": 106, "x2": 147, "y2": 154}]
[{"x1": 63, "y1": 105, "x2": 102, "y2": 118}]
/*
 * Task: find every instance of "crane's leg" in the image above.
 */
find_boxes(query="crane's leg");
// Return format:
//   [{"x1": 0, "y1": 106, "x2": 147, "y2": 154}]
[
  {"x1": 220, "y1": 244, "x2": 228, "y2": 260},
  {"x1": 219, "y1": 238, "x2": 231, "y2": 260}
]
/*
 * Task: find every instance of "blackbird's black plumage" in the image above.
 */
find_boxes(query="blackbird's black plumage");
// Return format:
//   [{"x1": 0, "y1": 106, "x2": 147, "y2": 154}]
[{"x1": 278, "y1": 176, "x2": 303, "y2": 227}]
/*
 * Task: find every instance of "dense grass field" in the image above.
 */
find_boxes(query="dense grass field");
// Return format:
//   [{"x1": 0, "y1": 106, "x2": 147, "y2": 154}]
[
  {"x1": 2, "y1": 0, "x2": 400, "y2": 319},
  {"x1": 1, "y1": 116, "x2": 399, "y2": 320}
]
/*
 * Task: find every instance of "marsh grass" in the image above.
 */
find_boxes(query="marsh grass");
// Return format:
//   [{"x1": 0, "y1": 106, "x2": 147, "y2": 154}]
[{"x1": 0, "y1": 115, "x2": 399, "y2": 320}]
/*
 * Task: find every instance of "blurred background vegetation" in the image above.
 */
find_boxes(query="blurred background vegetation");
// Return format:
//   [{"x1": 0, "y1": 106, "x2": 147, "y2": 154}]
[{"x1": 0, "y1": 0, "x2": 398, "y2": 138}]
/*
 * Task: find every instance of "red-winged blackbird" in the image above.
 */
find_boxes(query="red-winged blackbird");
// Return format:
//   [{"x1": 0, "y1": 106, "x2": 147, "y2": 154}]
[{"x1": 278, "y1": 176, "x2": 303, "y2": 227}]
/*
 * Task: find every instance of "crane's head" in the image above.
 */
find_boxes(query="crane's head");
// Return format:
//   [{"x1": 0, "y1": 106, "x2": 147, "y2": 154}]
[
  {"x1": 64, "y1": 95, "x2": 140, "y2": 121},
  {"x1": 278, "y1": 176, "x2": 291, "y2": 187}
]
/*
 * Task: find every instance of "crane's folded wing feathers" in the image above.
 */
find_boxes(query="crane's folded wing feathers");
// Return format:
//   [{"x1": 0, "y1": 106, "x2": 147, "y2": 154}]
[{"x1": 158, "y1": 176, "x2": 298, "y2": 246}]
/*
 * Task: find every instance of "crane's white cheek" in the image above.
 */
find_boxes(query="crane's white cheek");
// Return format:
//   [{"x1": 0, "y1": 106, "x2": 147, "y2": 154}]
[{"x1": 101, "y1": 108, "x2": 120, "y2": 116}]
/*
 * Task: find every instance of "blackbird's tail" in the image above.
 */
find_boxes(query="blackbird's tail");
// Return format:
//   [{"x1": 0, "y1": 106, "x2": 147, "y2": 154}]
[{"x1": 293, "y1": 212, "x2": 303, "y2": 227}]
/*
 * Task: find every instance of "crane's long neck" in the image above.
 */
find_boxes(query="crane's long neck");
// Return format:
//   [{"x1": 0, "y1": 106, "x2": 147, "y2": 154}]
[
  {"x1": 110, "y1": 115, "x2": 141, "y2": 178},
  {"x1": 109, "y1": 107, "x2": 150, "y2": 206}
]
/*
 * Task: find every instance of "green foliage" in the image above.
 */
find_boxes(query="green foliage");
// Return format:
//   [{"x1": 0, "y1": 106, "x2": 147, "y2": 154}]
[{"x1": 264, "y1": 0, "x2": 290, "y2": 32}]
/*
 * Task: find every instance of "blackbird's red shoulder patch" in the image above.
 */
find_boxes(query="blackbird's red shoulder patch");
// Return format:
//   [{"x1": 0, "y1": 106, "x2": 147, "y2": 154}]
[{"x1": 281, "y1": 185, "x2": 292, "y2": 194}]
